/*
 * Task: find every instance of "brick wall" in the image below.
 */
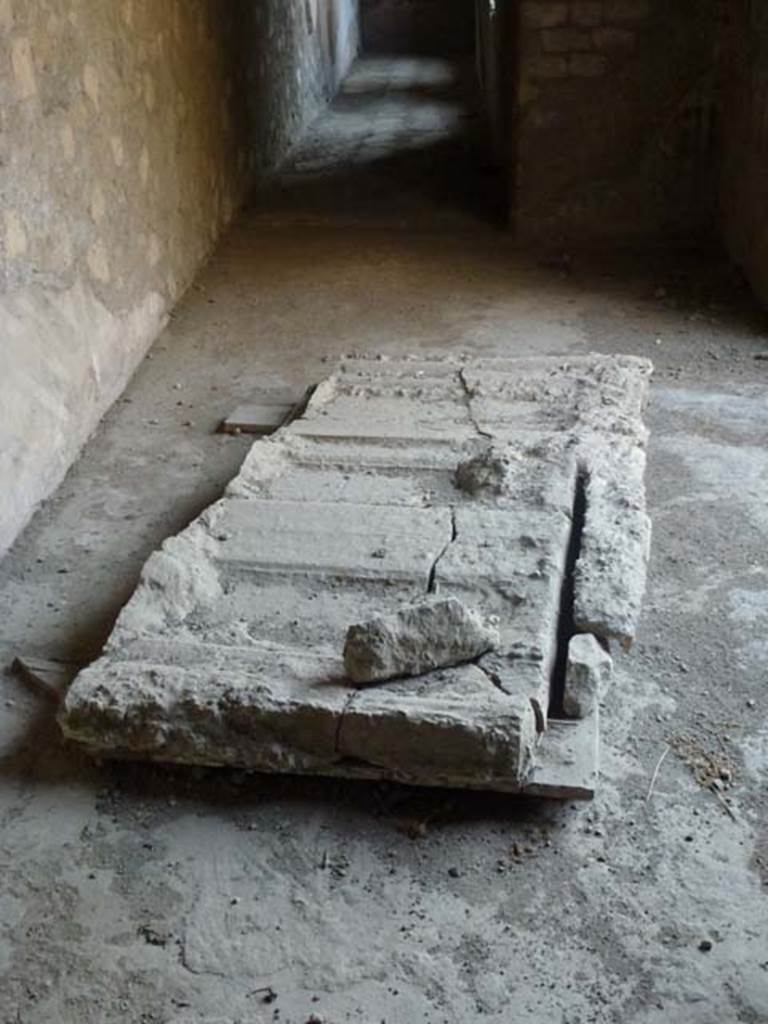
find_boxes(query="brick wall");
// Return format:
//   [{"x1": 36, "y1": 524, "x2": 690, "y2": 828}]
[
  {"x1": 514, "y1": 0, "x2": 719, "y2": 244},
  {"x1": 720, "y1": 1, "x2": 768, "y2": 307}
]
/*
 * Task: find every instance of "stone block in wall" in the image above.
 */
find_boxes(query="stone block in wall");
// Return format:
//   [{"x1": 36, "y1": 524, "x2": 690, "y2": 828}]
[
  {"x1": 521, "y1": 2, "x2": 569, "y2": 30},
  {"x1": 526, "y1": 55, "x2": 570, "y2": 80},
  {"x1": 542, "y1": 28, "x2": 593, "y2": 53},
  {"x1": 613, "y1": 0, "x2": 649, "y2": 21},
  {"x1": 569, "y1": 53, "x2": 608, "y2": 76},
  {"x1": 592, "y1": 27, "x2": 635, "y2": 51},
  {"x1": 571, "y1": 2, "x2": 603, "y2": 27}
]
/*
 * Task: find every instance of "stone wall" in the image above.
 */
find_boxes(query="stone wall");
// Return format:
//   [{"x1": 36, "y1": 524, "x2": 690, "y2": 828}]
[
  {"x1": 247, "y1": 0, "x2": 360, "y2": 171},
  {"x1": 361, "y1": 0, "x2": 475, "y2": 55},
  {"x1": 514, "y1": 0, "x2": 719, "y2": 244},
  {"x1": 0, "y1": 0, "x2": 359, "y2": 558},
  {"x1": 720, "y1": 1, "x2": 768, "y2": 307}
]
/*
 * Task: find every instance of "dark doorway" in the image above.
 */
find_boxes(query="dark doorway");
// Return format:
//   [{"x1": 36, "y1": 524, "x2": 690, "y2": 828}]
[{"x1": 361, "y1": 0, "x2": 477, "y2": 56}]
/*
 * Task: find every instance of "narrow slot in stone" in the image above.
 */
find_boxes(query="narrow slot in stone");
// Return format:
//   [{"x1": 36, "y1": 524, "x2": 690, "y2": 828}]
[
  {"x1": 427, "y1": 508, "x2": 458, "y2": 594},
  {"x1": 457, "y1": 368, "x2": 494, "y2": 440},
  {"x1": 548, "y1": 467, "x2": 589, "y2": 719}
]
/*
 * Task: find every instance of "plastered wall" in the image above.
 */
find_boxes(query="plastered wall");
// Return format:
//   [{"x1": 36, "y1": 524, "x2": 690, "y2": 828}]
[
  {"x1": 720, "y1": 1, "x2": 768, "y2": 307},
  {"x1": 0, "y1": 1, "x2": 254, "y2": 557},
  {"x1": 513, "y1": 0, "x2": 719, "y2": 244},
  {"x1": 0, "y1": 0, "x2": 360, "y2": 558}
]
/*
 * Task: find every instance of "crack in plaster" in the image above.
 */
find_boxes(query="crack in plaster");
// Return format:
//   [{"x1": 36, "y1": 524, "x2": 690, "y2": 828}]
[
  {"x1": 427, "y1": 507, "x2": 458, "y2": 595},
  {"x1": 458, "y1": 367, "x2": 494, "y2": 440}
]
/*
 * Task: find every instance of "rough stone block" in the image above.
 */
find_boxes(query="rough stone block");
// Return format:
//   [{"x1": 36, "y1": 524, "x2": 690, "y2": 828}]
[
  {"x1": 574, "y1": 445, "x2": 651, "y2": 649},
  {"x1": 563, "y1": 633, "x2": 612, "y2": 719},
  {"x1": 542, "y1": 28, "x2": 594, "y2": 53},
  {"x1": 526, "y1": 55, "x2": 570, "y2": 80},
  {"x1": 343, "y1": 597, "x2": 499, "y2": 685},
  {"x1": 592, "y1": 27, "x2": 635, "y2": 51},
  {"x1": 337, "y1": 665, "x2": 534, "y2": 788},
  {"x1": 569, "y1": 53, "x2": 608, "y2": 77},
  {"x1": 59, "y1": 353, "x2": 652, "y2": 798},
  {"x1": 521, "y1": 2, "x2": 569, "y2": 29},
  {"x1": 454, "y1": 444, "x2": 521, "y2": 496},
  {"x1": 613, "y1": 0, "x2": 649, "y2": 21},
  {"x1": 571, "y1": 1, "x2": 603, "y2": 27}
]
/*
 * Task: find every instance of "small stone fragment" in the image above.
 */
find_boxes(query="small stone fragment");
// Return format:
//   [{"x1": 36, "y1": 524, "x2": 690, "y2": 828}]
[
  {"x1": 343, "y1": 597, "x2": 499, "y2": 685},
  {"x1": 454, "y1": 445, "x2": 520, "y2": 496},
  {"x1": 563, "y1": 634, "x2": 613, "y2": 718}
]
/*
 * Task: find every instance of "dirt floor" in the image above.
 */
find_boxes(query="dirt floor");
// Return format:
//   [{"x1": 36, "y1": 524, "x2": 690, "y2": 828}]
[{"x1": 1, "y1": 57, "x2": 768, "y2": 1024}]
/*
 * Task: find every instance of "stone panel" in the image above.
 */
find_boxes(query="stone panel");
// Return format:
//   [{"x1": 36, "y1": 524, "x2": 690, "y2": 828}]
[{"x1": 60, "y1": 354, "x2": 652, "y2": 796}]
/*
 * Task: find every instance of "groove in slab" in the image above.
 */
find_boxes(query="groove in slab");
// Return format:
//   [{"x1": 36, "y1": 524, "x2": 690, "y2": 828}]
[
  {"x1": 548, "y1": 466, "x2": 589, "y2": 719},
  {"x1": 427, "y1": 508, "x2": 458, "y2": 594}
]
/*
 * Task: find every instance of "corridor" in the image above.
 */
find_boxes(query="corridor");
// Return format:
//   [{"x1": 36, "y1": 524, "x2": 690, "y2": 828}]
[
  {"x1": 250, "y1": 55, "x2": 505, "y2": 229},
  {"x1": 1, "y1": 2, "x2": 768, "y2": 1021}
]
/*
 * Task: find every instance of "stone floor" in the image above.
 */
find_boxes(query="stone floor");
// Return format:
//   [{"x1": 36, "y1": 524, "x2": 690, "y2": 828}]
[{"x1": 1, "y1": 56, "x2": 768, "y2": 1024}]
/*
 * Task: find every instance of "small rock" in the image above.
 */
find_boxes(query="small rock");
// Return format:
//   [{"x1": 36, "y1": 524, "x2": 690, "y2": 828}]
[
  {"x1": 698, "y1": 939, "x2": 713, "y2": 952},
  {"x1": 563, "y1": 635, "x2": 612, "y2": 719},
  {"x1": 138, "y1": 924, "x2": 170, "y2": 947},
  {"x1": 448, "y1": 867, "x2": 461, "y2": 878},
  {"x1": 343, "y1": 597, "x2": 498, "y2": 685}
]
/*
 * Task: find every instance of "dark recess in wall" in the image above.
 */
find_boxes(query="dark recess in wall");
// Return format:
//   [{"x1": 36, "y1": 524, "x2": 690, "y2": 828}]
[
  {"x1": 720, "y1": 0, "x2": 768, "y2": 307},
  {"x1": 361, "y1": 0, "x2": 475, "y2": 55},
  {"x1": 513, "y1": 0, "x2": 721, "y2": 246}
]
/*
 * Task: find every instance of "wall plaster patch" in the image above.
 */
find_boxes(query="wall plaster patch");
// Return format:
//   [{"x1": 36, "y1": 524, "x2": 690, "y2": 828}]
[{"x1": 59, "y1": 354, "x2": 653, "y2": 797}]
